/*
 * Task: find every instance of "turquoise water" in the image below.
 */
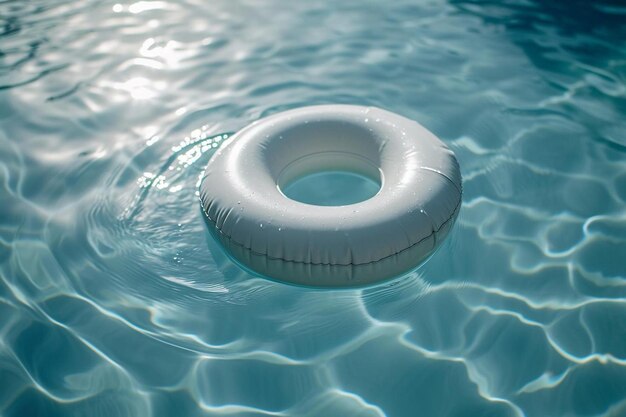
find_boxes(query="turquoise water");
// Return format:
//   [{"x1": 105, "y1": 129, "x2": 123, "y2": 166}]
[
  {"x1": 1, "y1": 0, "x2": 626, "y2": 416},
  {"x1": 281, "y1": 171, "x2": 381, "y2": 206}
]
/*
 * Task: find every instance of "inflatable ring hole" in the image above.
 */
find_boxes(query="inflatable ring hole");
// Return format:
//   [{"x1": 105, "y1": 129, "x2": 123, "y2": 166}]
[{"x1": 276, "y1": 152, "x2": 382, "y2": 206}]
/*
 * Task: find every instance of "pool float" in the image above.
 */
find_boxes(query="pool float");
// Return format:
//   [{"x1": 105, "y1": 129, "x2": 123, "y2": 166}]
[{"x1": 200, "y1": 105, "x2": 461, "y2": 287}]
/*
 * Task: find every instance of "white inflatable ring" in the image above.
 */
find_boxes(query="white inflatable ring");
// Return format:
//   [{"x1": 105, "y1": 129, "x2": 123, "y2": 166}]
[{"x1": 200, "y1": 105, "x2": 461, "y2": 287}]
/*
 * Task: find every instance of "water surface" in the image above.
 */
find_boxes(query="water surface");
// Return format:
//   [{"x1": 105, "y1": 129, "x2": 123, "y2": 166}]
[{"x1": 1, "y1": 0, "x2": 626, "y2": 416}]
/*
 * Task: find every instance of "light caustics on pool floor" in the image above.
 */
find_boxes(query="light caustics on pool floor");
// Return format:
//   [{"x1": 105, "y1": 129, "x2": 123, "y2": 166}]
[{"x1": 1, "y1": 0, "x2": 626, "y2": 416}]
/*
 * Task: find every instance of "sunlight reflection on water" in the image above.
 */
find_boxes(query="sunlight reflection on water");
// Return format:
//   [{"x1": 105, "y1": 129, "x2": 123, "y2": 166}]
[{"x1": 0, "y1": 0, "x2": 625, "y2": 416}]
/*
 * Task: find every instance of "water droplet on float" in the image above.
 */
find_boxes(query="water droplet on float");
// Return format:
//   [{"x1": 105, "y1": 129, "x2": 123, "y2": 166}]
[
  {"x1": 259, "y1": 223, "x2": 263, "y2": 228},
  {"x1": 278, "y1": 227, "x2": 282, "y2": 231}
]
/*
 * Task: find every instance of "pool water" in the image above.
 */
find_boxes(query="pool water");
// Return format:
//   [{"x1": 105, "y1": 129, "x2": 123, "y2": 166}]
[
  {"x1": 280, "y1": 171, "x2": 381, "y2": 206},
  {"x1": 1, "y1": 0, "x2": 626, "y2": 416}
]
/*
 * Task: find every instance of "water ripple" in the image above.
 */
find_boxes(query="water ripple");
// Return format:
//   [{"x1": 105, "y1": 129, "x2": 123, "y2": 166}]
[{"x1": 1, "y1": 0, "x2": 626, "y2": 416}]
